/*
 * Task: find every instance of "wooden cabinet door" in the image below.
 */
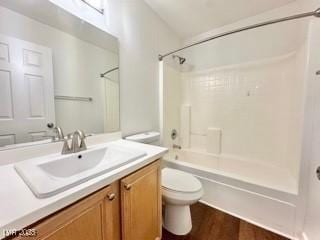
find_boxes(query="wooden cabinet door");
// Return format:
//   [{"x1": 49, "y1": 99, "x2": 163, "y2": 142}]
[
  {"x1": 121, "y1": 160, "x2": 161, "y2": 240},
  {"x1": 12, "y1": 183, "x2": 120, "y2": 240}
]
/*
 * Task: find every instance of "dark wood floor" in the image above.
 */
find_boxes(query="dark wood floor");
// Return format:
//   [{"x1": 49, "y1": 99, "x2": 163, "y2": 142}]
[{"x1": 162, "y1": 203, "x2": 289, "y2": 240}]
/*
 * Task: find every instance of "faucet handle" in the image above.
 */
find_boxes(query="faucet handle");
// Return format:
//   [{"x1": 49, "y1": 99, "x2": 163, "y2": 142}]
[
  {"x1": 62, "y1": 138, "x2": 72, "y2": 155},
  {"x1": 79, "y1": 141, "x2": 87, "y2": 151},
  {"x1": 77, "y1": 130, "x2": 87, "y2": 151}
]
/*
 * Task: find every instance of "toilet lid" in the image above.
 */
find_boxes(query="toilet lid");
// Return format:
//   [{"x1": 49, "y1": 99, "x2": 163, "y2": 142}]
[{"x1": 162, "y1": 168, "x2": 202, "y2": 193}]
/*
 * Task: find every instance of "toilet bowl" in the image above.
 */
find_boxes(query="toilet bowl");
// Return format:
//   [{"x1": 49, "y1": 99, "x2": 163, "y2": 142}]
[{"x1": 162, "y1": 168, "x2": 203, "y2": 235}]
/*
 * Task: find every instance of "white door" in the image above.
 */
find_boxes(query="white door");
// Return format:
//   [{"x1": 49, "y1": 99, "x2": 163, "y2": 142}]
[{"x1": 0, "y1": 34, "x2": 55, "y2": 147}]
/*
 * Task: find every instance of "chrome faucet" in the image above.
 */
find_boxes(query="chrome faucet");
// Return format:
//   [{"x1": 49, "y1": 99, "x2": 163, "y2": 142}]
[
  {"x1": 62, "y1": 130, "x2": 87, "y2": 154},
  {"x1": 53, "y1": 126, "x2": 64, "y2": 140},
  {"x1": 44, "y1": 126, "x2": 65, "y2": 142},
  {"x1": 71, "y1": 130, "x2": 87, "y2": 153}
]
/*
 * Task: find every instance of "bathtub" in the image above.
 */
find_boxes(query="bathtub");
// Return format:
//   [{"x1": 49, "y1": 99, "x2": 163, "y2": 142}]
[{"x1": 162, "y1": 149, "x2": 299, "y2": 239}]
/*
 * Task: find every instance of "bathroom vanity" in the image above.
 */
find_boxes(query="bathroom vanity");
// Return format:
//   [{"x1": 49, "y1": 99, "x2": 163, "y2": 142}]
[
  {"x1": 8, "y1": 160, "x2": 161, "y2": 240},
  {"x1": 0, "y1": 137, "x2": 167, "y2": 240}
]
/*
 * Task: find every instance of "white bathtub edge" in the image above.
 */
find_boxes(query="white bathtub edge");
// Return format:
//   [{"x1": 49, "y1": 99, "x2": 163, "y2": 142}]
[
  {"x1": 163, "y1": 160, "x2": 299, "y2": 239},
  {"x1": 163, "y1": 159, "x2": 297, "y2": 203}
]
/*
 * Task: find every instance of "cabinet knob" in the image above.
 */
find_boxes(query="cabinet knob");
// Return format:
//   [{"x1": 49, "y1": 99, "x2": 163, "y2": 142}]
[
  {"x1": 124, "y1": 184, "x2": 132, "y2": 190},
  {"x1": 107, "y1": 193, "x2": 116, "y2": 201}
]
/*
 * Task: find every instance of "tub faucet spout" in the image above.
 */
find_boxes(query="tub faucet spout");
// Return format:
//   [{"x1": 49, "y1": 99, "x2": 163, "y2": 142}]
[{"x1": 173, "y1": 144, "x2": 181, "y2": 150}]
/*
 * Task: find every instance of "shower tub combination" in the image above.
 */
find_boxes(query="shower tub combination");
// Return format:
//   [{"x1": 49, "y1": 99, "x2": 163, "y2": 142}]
[
  {"x1": 158, "y1": 5, "x2": 320, "y2": 240},
  {"x1": 163, "y1": 149, "x2": 298, "y2": 239}
]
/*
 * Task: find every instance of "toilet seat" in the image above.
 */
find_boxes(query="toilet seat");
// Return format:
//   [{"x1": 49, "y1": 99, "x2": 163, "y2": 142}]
[
  {"x1": 162, "y1": 187, "x2": 203, "y2": 205},
  {"x1": 162, "y1": 168, "x2": 202, "y2": 193}
]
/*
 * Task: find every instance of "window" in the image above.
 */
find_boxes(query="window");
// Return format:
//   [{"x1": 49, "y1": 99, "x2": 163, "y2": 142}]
[{"x1": 81, "y1": 0, "x2": 104, "y2": 14}]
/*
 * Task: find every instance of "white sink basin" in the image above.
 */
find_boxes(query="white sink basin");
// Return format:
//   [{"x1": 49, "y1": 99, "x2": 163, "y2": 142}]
[{"x1": 15, "y1": 145, "x2": 146, "y2": 198}]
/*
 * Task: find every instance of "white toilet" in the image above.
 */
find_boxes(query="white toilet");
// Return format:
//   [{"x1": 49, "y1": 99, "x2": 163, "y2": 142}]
[
  {"x1": 125, "y1": 132, "x2": 203, "y2": 235},
  {"x1": 162, "y1": 168, "x2": 203, "y2": 235}
]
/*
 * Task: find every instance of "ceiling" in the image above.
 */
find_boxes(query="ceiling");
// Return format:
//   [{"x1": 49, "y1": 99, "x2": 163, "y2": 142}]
[{"x1": 144, "y1": 0, "x2": 295, "y2": 39}]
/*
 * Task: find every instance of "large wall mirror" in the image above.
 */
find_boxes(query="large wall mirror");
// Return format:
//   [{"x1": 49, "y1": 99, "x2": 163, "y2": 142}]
[{"x1": 0, "y1": 1, "x2": 120, "y2": 150}]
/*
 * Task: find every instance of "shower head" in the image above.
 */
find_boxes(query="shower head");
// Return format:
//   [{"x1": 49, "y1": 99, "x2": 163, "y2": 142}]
[{"x1": 172, "y1": 54, "x2": 186, "y2": 65}]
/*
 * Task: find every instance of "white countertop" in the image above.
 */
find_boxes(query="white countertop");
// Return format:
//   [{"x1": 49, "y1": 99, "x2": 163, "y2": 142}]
[{"x1": 0, "y1": 140, "x2": 167, "y2": 239}]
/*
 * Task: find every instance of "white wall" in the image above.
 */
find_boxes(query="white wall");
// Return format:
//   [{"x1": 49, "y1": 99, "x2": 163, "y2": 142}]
[
  {"x1": 0, "y1": 6, "x2": 119, "y2": 135},
  {"x1": 300, "y1": 3, "x2": 320, "y2": 239},
  {"x1": 107, "y1": 0, "x2": 181, "y2": 136},
  {"x1": 184, "y1": 3, "x2": 308, "y2": 70},
  {"x1": 49, "y1": 0, "x2": 182, "y2": 136}
]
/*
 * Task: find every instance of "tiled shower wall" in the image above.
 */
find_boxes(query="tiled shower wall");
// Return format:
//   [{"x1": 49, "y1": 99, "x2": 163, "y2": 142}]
[{"x1": 181, "y1": 50, "x2": 306, "y2": 178}]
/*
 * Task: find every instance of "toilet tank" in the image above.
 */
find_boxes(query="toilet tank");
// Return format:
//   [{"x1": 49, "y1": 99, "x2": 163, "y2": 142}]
[{"x1": 125, "y1": 132, "x2": 160, "y2": 145}]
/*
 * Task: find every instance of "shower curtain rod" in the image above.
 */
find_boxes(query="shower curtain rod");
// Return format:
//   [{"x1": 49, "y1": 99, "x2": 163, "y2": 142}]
[
  {"x1": 158, "y1": 8, "x2": 320, "y2": 61},
  {"x1": 100, "y1": 67, "x2": 119, "y2": 78}
]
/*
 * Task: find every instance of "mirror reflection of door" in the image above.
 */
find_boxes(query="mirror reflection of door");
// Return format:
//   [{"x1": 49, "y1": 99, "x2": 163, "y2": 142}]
[
  {"x1": 0, "y1": 3, "x2": 120, "y2": 150},
  {"x1": 0, "y1": 34, "x2": 55, "y2": 147}
]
